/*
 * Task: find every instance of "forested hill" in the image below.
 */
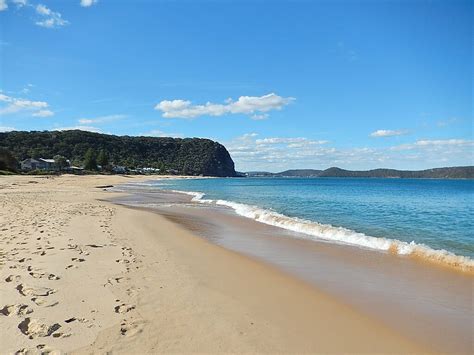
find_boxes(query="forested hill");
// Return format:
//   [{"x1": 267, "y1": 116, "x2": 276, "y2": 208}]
[
  {"x1": 247, "y1": 166, "x2": 474, "y2": 179},
  {"x1": 316, "y1": 167, "x2": 474, "y2": 179},
  {"x1": 0, "y1": 130, "x2": 236, "y2": 177}
]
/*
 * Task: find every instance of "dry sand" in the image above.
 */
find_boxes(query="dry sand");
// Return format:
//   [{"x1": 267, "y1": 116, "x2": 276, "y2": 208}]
[{"x1": 0, "y1": 175, "x2": 431, "y2": 354}]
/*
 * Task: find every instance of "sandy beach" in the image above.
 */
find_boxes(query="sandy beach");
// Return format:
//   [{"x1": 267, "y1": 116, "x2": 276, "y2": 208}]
[{"x1": 0, "y1": 175, "x2": 432, "y2": 354}]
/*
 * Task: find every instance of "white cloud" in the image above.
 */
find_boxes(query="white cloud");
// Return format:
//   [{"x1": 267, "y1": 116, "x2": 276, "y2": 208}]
[
  {"x1": 80, "y1": 0, "x2": 98, "y2": 7},
  {"x1": 0, "y1": 0, "x2": 8, "y2": 11},
  {"x1": 35, "y1": 3, "x2": 49, "y2": 14},
  {"x1": 0, "y1": 126, "x2": 16, "y2": 132},
  {"x1": 141, "y1": 129, "x2": 183, "y2": 138},
  {"x1": 370, "y1": 129, "x2": 408, "y2": 138},
  {"x1": 154, "y1": 93, "x2": 295, "y2": 119},
  {"x1": 77, "y1": 114, "x2": 126, "y2": 124},
  {"x1": 226, "y1": 134, "x2": 474, "y2": 172},
  {"x1": 392, "y1": 139, "x2": 474, "y2": 151},
  {"x1": 415, "y1": 139, "x2": 471, "y2": 146},
  {"x1": 32, "y1": 109, "x2": 54, "y2": 117},
  {"x1": 0, "y1": 93, "x2": 53, "y2": 116},
  {"x1": 256, "y1": 137, "x2": 328, "y2": 145},
  {"x1": 1, "y1": 1, "x2": 67, "y2": 28},
  {"x1": 35, "y1": 4, "x2": 69, "y2": 28},
  {"x1": 12, "y1": 0, "x2": 28, "y2": 7},
  {"x1": 54, "y1": 125, "x2": 102, "y2": 133}
]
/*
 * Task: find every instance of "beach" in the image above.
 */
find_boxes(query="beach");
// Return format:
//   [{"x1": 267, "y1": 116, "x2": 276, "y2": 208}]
[{"x1": 0, "y1": 174, "x2": 434, "y2": 354}]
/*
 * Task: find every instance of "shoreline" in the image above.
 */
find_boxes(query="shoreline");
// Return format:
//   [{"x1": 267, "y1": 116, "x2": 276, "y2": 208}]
[
  {"x1": 0, "y1": 175, "x2": 444, "y2": 353},
  {"x1": 110, "y1": 182, "x2": 474, "y2": 353},
  {"x1": 112, "y1": 180, "x2": 474, "y2": 274}
]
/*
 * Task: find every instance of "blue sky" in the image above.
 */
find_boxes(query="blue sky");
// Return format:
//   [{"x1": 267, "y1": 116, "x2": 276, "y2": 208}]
[{"x1": 0, "y1": 0, "x2": 472, "y2": 171}]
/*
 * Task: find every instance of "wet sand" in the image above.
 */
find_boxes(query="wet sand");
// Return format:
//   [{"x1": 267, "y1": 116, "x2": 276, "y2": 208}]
[
  {"x1": 0, "y1": 175, "x2": 432, "y2": 353},
  {"x1": 111, "y1": 188, "x2": 474, "y2": 354}
]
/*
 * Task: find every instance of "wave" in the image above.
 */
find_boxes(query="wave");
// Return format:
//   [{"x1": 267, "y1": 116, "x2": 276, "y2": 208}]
[{"x1": 171, "y1": 189, "x2": 474, "y2": 273}]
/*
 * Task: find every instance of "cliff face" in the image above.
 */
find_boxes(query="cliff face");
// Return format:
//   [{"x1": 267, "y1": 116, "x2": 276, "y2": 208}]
[{"x1": 0, "y1": 130, "x2": 236, "y2": 177}]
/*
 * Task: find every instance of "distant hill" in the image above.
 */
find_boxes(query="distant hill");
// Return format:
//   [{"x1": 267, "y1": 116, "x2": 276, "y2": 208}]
[
  {"x1": 275, "y1": 169, "x2": 322, "y2": 177},
  {"x1": 245, "y1": 167, "x2": 474, "y2": 179},
  {"x1": 0, "y1": 130, "x2": 236, "y2": 177},
  {"x1": 245, "y1": 171, "x2": 276, "y2": 177}
]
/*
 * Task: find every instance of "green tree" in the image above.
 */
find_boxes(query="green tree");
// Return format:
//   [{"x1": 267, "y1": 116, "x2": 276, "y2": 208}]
[
  {"x1": 0, "y1": 148, "x2": 18, "y2": 172},
  {"x1": 158, "y1": 162, "x2": 166, "y2": 175},
  {"x1": 54, "y1": 155, "x2": 68, "y2": 171},
  {"x1": 96, "y1": 149, "x2": 109, "y2": 169},
  {"x1": 83, "y1": 148, "x2": 97, "y2": 171}
]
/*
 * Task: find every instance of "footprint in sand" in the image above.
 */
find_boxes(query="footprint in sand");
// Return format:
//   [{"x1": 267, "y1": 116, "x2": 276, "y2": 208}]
[
  {"x1": 30, "y1": 296, "x2": 59, "y2": 308},
  {"x1": 16, "y1": 284, "x2": 56, "y2": 297},
  {"x1": 114, "y1": 303, "x2": 135, "y2": 314},
  {"x1": 71, "y1": 257, "x2": 86, "y2": 262},
  {"x1": 29, "y1": 272, "x2": 60, "y2": 280},
  {"x1": 5, "y1": 274, "x2": 21, "y2": 283},
  {"x1": 18, "y1": 318, "x2": 61, "y2": 339},
  {"x1": 0, "y1": 304, "x2": 33, "y2": 316},
  {"x1": 32, "y1": 250, "x2": 47, "y2": 256},
  {"x1": 86, "y1": 244, "x2": 104, "y2": 248},
  {"x1": 115, "y1": 259, "x2": 131, "y2": 264},
  {"x1": 120, "y1": 320, "x2": 144, "y2": 337},
  {"x1": 15, "y1": 345, "x2": 59, "y2": 355},
  {"x1": 28, "y1": 272, "x2": 45, "y2": 279}
]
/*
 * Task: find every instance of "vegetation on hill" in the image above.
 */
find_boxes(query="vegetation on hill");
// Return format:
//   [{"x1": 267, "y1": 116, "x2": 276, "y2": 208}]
[
  {"x1": 0, "y1": 130, "x2": 236, "y2": 177},
  {"x1": 247, "y1": 167, "x2": 474, "y2": 179},
  {"x1": 0, "y1": 148, "x2": 18, "y2": 173},
  {"x1": 317, "y1": 166, "x2": 474, "y2": 179},
  {"x1": 275, "y1": 169, "x2": 322, "y2": 177}
]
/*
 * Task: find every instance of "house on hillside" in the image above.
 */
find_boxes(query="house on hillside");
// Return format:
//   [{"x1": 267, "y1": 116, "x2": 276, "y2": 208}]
[{"x1": 20, "y1": 158, "x2": 56, "y2": 171}]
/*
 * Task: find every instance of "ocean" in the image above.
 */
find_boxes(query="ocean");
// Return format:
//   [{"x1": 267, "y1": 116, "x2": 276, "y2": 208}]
[
  {"x1": 128, "y1": 177, "x2": 474, "y2": 266},
  {"x1": 111, "y1": 177, "x2": 474, "y2": 352}
]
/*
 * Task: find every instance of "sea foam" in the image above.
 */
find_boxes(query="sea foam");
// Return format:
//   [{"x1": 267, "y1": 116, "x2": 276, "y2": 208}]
[{"x1": 172, "y1": 189, "x2": 474, "y2": 273}]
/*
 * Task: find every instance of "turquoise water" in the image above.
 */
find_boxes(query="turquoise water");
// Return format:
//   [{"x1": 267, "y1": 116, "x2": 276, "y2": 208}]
[{"x1": 144, "y1": 177, "x2": 474, "y2": 260}]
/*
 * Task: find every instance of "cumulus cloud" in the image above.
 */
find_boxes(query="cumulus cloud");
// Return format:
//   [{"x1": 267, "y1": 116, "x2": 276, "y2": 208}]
[
  {"x1": 0, "y1": 93, "x2": 53, "y2": 117},
  {"x1": 154, "y1": 93, "x2": 295, "y2": 119},
  {"x1": 370, "y1": 129, "x2": 408, "y2": 138},
  {"x1": 35, "y1": 4, "x2": 68, "y2": 28},
  {"x1": 77, "y1": 114, "x2": 126, "y2": 124},
  {"x1": 80, "y1": 0, "x2": 98, "y2": 7}
]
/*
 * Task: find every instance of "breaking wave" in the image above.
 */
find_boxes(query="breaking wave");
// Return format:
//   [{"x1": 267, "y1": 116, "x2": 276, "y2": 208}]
[{"x1": 172, "y1": 189, "x2": 474, "y2": 273}]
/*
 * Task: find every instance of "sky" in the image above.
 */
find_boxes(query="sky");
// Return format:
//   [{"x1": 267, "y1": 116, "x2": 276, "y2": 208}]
[{"x1": 0, "y1": 0, "x2": 472, "y2": 172}]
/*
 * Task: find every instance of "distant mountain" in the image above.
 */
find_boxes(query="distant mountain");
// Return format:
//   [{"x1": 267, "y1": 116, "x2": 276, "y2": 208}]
[
  {"x1": 0, "y1": 130, "x2": 236, "y2": 177},
  {"x1": 245, "y1": 166, "x2": 474, "y2": 179}
]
